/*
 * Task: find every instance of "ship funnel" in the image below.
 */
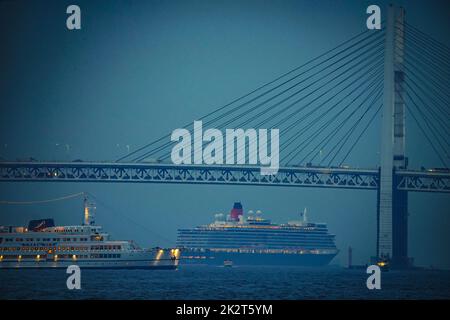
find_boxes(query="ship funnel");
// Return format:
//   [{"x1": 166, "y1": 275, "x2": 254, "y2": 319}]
[
  {"x1": 83, "y1": 194, "x2": 96, "y2": 226},
  {"x1": 230, "y1": 202, "x2": 243, "y2": 221}
]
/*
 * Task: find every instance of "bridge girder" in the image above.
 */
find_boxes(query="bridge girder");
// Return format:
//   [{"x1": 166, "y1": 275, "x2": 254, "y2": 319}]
[
  {"x1": 0, "y1": 162, "x2": 449, "y2": 193},
  {"x1": 0, "y1": 162, "x2": 378, "y2": 189}
]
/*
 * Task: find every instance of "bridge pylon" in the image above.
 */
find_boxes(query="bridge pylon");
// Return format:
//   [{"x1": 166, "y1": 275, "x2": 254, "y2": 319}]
[{"x1": 377, "y1": 5, "x2": 411, "y2": 268}]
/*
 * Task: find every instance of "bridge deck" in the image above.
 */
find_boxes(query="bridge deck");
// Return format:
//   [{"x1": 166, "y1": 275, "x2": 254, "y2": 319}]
[{"x1": 0, "y1": 162, "x2": 448, "y2": 192}]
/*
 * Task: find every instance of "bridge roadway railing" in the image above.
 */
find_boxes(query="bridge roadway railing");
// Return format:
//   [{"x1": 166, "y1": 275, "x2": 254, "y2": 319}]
[
  {"x1": 395, "y1": 170, "x2": 450, "y2": 193},
  {"x1": 0, "y1": 161, "x2": 379, "y2": 189},
  {"x1": 0, "y1": 162, "x2": 448, "y2": 192}
]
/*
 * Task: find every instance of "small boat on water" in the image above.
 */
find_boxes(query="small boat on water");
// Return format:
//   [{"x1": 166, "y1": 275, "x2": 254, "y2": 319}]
[{"x1": 223, "y1": 259, "x2": 233, "y2": 267}]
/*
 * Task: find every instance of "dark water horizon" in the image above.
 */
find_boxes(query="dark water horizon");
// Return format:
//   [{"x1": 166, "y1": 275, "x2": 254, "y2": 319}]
[{"x1": 1, "y1": 265, "x2": 449, "y2": 300}]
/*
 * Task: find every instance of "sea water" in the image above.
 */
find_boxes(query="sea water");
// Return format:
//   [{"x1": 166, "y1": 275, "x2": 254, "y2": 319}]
[{"x1": 0, "y1": 265, "x2": 449, "y2": 300}]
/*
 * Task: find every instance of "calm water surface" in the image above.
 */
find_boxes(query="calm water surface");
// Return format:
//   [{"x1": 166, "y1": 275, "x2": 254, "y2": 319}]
[{"x1": 0, "y1": 266, "x2": 449, "y2": 300}]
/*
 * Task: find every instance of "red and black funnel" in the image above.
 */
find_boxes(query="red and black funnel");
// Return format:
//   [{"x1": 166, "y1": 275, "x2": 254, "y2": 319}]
[{"x1": 230, "y1": 202, "x2": 243, "y2": 221}]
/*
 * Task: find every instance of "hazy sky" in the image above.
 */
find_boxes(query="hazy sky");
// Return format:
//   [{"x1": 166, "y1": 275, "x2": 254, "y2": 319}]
[{"x1": 0, "y1": 0, "x2": 449, "y2": 268}]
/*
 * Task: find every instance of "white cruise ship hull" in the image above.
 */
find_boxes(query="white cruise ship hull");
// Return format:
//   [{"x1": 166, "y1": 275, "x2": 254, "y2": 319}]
[
  {"x1": 180, "y1": 250, "x2": 337, "y2": 266},
  {"x1": 0, "y1": 259, "x2": 177, "y2": 269},
  {"x1": 0, "y1": 249, "x2": 179, "y2": 269}
]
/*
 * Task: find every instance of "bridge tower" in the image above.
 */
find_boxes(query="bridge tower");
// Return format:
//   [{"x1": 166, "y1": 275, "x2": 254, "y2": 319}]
[{"x1": 377, "y1": 5, "x2": 410, "y2": 267}]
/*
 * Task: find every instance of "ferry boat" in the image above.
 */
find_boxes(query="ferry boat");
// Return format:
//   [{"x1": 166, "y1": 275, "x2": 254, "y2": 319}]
[
  {"x1": 177, "y1": 202, "x2": 338, "y2": 266},
  {"x1": 0, "y1": 197, "x2": 179, "y2": 269},
  {"x1": 223, "y1": 259, "x2": 233, "y2": 267}
]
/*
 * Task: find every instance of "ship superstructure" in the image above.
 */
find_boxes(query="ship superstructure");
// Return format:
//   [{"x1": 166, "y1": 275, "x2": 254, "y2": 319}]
[
  {"x1": 177, "y1": 203, "x2": 338, "y2": 266},
  {"x1": 0, "y1": 196, "x2": 179, "y2": 269}
]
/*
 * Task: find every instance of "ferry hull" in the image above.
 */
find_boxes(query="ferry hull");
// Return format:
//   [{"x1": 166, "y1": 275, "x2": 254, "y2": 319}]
[
  {"x1": 180, "y1": 251, "x2": 337, "y2": 266},
  {"x1": 0, "y1": 259, "x2": 178, "y2": 269}
]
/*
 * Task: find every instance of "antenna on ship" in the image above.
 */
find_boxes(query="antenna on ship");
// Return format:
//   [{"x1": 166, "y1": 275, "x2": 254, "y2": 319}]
[
  {"x1": 83, "y1": 193, "x2": 96, "y2": 226},
  {"x1": 303, "y1": 208, "x2": 307, "y2": 223}
]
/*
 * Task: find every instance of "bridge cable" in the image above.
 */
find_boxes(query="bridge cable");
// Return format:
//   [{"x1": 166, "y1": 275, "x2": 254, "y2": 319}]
[
  {"x1": 400, "y1": 25, "x2": 450, "y2": 69},
  {"x1": 317, "y1": 83, "x2": 383, "y2": 166},
  {"x1": 280, "y1": 69, "x2": 384, "y2": 164},
  {"x1": 405, "y1": 94, "x2": 449, "y2": 167},
  {"x1": 157, "y1": 39, "x2": 385, "y2": 162},
  {"x1": 401, "y1": 55, "x2": 450, "y2": 111},
  {"x1": 339, "y1": 103, "x2": 383, "y2": 166},
  {"x1": 283, "y1": 72, "x2": 384, "y2": 165},
  {"x1": 405, "y1": 22, "x2": 450, "y2": 56},
  {"x1": 300, "y1": 80, "x2": 384, "y2": 164},
  {"x1": 138, "y1": 34, "x2": 385, "y2": 162},
  {"x1": 277, "y1": 60, "x2": 384, "y2": 159},
  {"x1": 117, "y1": 29, "x2": 383, "y2": 162},
  {"x1": 325, "y1": 88, "x2": 383, "y2": 166},
  {"x1": 402, "y1": 39, "x2": 450, "y2": 92},
  {"x1": 0, "y1": 192, "x2": 86, "y2": 205},
  {"x1": 404, "y1": 88, "x2": 450, "y2": 154},
  {"x1": 188, "y1": 47, "x2": 385, "y2": 163},
  {"x1": 251, "y1": 50, "x2": 384, "y2": 131},
  {"x1": 403, "y1": 72, "x2": 450, "y2": 135},
  {"x1": 394, "y1": 26, "x2": 450, "y2": 103},
  {"x1": 243, "y1": 64, "x2": 384, "y2": 164}
]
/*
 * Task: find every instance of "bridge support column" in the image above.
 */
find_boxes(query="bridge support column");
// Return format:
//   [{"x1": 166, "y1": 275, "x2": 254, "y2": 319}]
[
  {"x1": 377, "y1": 5, "x2": 410, "y2": 267},
  {"x1": 392, "y1": 172, "x2": 411, "y2": 267}
]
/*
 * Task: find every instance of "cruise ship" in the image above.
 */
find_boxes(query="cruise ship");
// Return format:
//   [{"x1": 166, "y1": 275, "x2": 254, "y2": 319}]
[
  {"x1": 0, "y1": 197, "x2": 179, "y2": 269},
  {"x1": 177, "y1": 202, "x2": 338, "y2": 266}
]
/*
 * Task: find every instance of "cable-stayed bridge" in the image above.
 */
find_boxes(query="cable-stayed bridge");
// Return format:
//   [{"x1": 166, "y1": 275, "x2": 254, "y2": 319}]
[{"x1": 1, "y1": 6, "x2": 449, "y2": 267}]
